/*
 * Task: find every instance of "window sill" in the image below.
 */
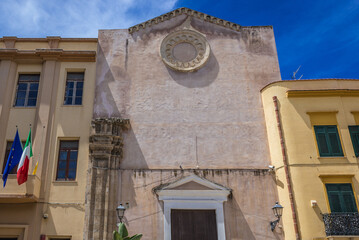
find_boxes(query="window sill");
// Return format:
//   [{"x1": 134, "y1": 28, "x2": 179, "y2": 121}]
[
  {"x1": 318, "y1": 157, "x2": 347, "y2": 160},
  {"x1": 61, "y1": 104, "x2": 83, "y2": 107},
  {"x1": 52, "y1": 180, "x2": 78, "y2": 186},
  {"x1": 12, "y1": 106, "x2": 37, "y2": 109}
]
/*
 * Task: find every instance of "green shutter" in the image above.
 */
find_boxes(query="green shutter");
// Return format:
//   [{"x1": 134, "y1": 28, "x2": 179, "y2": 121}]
[
  {"x1": 314, "y1": 125, "x2": 343, "y2": 157},
  {"x1": 327, "y1": 126, "x2": 343, "y2": 156},
  {"x1": 326, "y1": 183, "x2": 358, "y2": 213},
  {"x1": 314, "y1": 126, "x2": 330, "y2": 156},
  {"x1": 349, "y1": 126, "x2": 359, "y2": 157}
]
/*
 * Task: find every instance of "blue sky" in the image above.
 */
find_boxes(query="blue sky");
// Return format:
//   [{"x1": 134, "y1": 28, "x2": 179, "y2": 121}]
[{"x1": 1, "y1": 0, "x2": 358, "y2": 80}]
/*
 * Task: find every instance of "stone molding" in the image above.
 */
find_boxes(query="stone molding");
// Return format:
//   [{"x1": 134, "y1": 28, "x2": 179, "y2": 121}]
[
  {"x1": 89, "y1": 118, "x2": 130, "y2": 157},
  {"x1": 160, "y1": 29, "x2": 210, "y2": 72},
  {"x1": 85, "y1": 118, "x2": 130, "y2": 240},
  {"x1": 0, "y1": 36, "x2": 97, "y2": 43},
  {"x1": 3, "y1": 37, "x2": 17, "y2": 48},
  {"x1": 287, "y1": 89, "x2": 359, "y2": 98},
  {"x1": 0, "y1": 49, "x2": 96, "y2": 62},
  {"x1": 129, "y1": 7, "x2": 243, "y2": 33}
]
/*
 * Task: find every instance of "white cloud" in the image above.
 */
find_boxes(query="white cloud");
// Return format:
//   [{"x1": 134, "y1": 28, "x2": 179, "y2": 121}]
[{"x1": 0, "y1": 0, "x2": 178, "y2": 37}]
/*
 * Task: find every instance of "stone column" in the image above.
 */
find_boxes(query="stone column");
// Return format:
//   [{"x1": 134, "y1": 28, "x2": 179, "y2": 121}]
[
  {"x1": 85, "y1": 118, "x2": 130, "y2": 240},
  {"x1": 34, "y1": 59, "x2": 61, "y2": 184},
  {"x1": 0, "y1": 59, "x2": 17, "y2": 165}
]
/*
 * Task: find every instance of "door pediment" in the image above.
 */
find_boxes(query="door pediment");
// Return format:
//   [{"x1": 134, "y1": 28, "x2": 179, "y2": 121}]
[{"x1": 155, "y1": 174, "x2": 231, "y2": 201}]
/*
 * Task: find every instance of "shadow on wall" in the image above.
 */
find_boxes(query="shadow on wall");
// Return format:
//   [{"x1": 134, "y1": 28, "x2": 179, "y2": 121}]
[
  {"x1": 167, "y1": 52, "x2": 219, "y2": 88},
  {"x1": 119, "y1": 170, "x2": 138, "y2": 216},
  {"x1": 93, "y1": 46, "x2": 123, "y2": 118},
  {"x1": 224, "y1": 197, "x2": 256, "y2": 240},
  {"x1": 120, "y1": 128, "x2": 148, "y2": 169}
]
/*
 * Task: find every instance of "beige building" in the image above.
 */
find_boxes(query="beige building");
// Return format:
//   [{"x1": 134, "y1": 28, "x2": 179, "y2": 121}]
[
  {"x1": 262, "y1": 79, "x2": 359, "y2": 240},
  {"x1": 87, "y1": 8, "x2": 284, "y2": 240},
  {"x1": 0, "y1": 37, "x2": 97, "y2": 239}
]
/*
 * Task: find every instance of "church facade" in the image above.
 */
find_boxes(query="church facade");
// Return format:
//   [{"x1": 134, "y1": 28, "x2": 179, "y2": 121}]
[{"x1": 86, "y1": 8, "x2": 283, "y2": 240}]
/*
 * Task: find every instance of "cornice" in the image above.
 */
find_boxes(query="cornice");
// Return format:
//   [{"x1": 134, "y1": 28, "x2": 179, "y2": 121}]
[
  {"x1": 260, "y1": 79, "x2": 359, "y2": 92},
  {"x1": 0, "y1": 36, "x2": 98, "y2": 42},
  {"x1": 287, "y1": 89, "x2": 359, "y2": 98},
  {"x1": 319, "y1": 174, "x2": 355, "y2": 178},
  {"x1": 0, "y1": 49, "x2": 96, "y2": 62},
  {"x1": 128, "y1": 7, "x2": 243, "y2": 33}
]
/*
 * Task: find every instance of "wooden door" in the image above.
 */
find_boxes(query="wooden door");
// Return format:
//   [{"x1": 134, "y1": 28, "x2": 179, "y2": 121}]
[{"x1": 171, "y1": 209, "x2": 218, "y2": 240}]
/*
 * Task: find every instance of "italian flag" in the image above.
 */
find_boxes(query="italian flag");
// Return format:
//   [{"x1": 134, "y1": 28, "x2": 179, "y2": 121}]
[{"x1": 17, "y1": 129, "x2": 33, "y2": 185}]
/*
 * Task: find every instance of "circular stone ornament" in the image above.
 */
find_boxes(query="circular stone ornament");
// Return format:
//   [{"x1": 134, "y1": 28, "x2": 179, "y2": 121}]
[{"x1": 160, "y1": 29, "x2": 210, "y2": 72}]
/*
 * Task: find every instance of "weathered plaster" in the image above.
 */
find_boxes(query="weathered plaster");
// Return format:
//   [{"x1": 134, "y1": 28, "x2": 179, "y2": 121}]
[
  {"x1": 94, "y1": 16, "x2": 281, "y2": 169},
  {"x1": 118, "y1": 169, "x2": 280, "y2": 240},
  {"x1": 93, "y1": 13, "x2": 282, "y2": 240}
]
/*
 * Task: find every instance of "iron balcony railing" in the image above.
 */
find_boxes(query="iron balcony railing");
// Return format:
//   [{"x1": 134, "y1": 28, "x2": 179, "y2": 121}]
[{"x1": 322, "y1": 212, "x2": 359, "y2": 236}]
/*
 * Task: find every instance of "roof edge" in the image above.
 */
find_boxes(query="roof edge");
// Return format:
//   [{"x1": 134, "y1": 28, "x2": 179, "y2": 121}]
[
  {"x1": 128, "y1": 7, "x2": 266, "y2": 34},
  {"x1": 0, "y1": 37, "x2": 98, "y2": 42},
  {"x1": 260, "y1": 78, "x2": 359, "y2": 92}
]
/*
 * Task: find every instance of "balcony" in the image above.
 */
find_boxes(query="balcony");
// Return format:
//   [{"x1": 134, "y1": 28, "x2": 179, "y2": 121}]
[
  {"x1": 0, "y1": 175, "x2": 40, "y2": 203},
  {"x1": 323, "y1": 213, "x2": 359, "y2": 236}
]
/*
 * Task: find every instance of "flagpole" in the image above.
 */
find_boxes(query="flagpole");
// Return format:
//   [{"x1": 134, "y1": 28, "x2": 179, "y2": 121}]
[{"x1": 33, "y1": 125, "x2": 45, "y2": 175}]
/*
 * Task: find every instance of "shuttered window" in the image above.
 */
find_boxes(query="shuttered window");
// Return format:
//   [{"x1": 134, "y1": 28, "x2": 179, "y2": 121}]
[
  {"x1": 349, "y1": 126, "x2": 359, "y2": 157},
  {"x1": 326, "y1": 183, "x2": 358, "y2": 213},
  {"x1": 314, "y1": 126, "x2": 343, "y2": 157}
]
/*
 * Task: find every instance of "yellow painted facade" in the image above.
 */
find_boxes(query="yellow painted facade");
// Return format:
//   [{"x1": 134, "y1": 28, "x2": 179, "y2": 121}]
[
  {"x1": 262, "y1": 79, "x2": 359, "y2": 240},
  {"x1": 0, "y1": 37, "x2": 97, "y2": 239}
]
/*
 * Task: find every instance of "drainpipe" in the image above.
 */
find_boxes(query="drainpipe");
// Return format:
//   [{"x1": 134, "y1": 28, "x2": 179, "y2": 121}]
[{"x1": 273, "y1": 96, "x2": 301, "y2": 240}]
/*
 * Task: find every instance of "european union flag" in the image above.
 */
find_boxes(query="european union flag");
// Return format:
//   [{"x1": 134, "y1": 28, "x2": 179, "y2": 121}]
[{"x1": 2, "y1": 129, "x2": 23, "y2": 187}]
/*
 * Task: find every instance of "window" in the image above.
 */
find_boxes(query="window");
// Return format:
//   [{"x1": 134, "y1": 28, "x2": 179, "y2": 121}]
[
  {"x1": 64, "y1": 73, "x2": 84, "y2": 105},
  {"x1": 2, "y1": 141, "x2": 25, "y2": 174},
  {"x1": 14, "y1": 74, "x2": 40, "y2": 107},
  {"x1": 326, "y1": 183, "x2": 358, "y2": 213},
  {"x1": 314, "y1": 125, "x2": 343, "y2": 157},
  {"x1": 56, "y1": 140, "x2": 78, "y2": 181},
  {"x1": 349, "y1": 126, "x2": 359, "y2": 157}
]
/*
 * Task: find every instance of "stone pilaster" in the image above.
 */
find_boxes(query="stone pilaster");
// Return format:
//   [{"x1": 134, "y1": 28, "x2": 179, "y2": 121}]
[{"x1": 84, "y1": 118, "x2": 130, "y2": 240}]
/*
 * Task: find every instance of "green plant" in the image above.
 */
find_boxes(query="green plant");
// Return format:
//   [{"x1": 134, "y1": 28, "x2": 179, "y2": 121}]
[{"x1": 113, "y1": 222, "x2": 143, "y2": 240}]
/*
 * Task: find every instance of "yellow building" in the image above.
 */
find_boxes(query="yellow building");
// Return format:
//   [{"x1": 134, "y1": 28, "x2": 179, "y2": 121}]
[
  {"x1": 262, "y1": 79, "x2": 359, "y2": 240},
  {"x1": 0, "y1": 37, "x2": 97, "y2": 240}
]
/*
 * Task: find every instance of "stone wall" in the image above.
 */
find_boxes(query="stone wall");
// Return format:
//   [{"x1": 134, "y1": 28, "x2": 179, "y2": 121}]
[
  {"x1": 118, "y1": 169, "x2": 279, "y2": 240},
  {"x1": 94, "y1": 15, "x2": 281, "y2": 169},
  {"x1": 91, "y1": 12, "x2": 282, "y2": 240}
]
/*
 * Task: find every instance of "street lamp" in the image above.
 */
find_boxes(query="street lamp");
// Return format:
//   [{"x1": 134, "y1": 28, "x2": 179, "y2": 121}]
[
  {"x1": 116, "y1": 204, "x2": 126, "y2": 223},
  {"x1": 270, "y1": 202, "x2": 283, "y2": 231}
]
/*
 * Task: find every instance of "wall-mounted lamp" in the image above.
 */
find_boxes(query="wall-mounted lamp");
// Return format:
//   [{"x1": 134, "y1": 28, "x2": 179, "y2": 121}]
[
  {"x1": 268, "y1": 165, "x2": 276, "y2": 173},
  {"x1": 116, "y1": 204, "x2": 126, "y2": 223},
  {"x1": 270, "y1": 202, "x2": 283, "y2": 231}
]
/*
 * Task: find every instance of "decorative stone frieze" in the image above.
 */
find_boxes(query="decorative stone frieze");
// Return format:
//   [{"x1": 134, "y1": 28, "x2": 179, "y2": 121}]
[
  {"x1": 129, "y1": 7, "x2": 242, "y2": 33},
  {"x1": 160, "y1": 29, "x2": 210, "y2": 72},
  {"x1": 84, "y1": 118, "x2": 130, "y2": 240}
]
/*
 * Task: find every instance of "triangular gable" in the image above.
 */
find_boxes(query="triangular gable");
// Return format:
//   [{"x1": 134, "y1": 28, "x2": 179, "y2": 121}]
[
  {"x1": 172, "y1": 181, "x2": 213, "y2": 190},
  {"x1": 160, "y1": 174, "x2": 230, "y2": 191},
  {"x1": 155, "y1": 175, "x2": 231, "y2": 202},
  {"x1": 128, "y1": 7, "x2": 242, "y2": 34}
]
